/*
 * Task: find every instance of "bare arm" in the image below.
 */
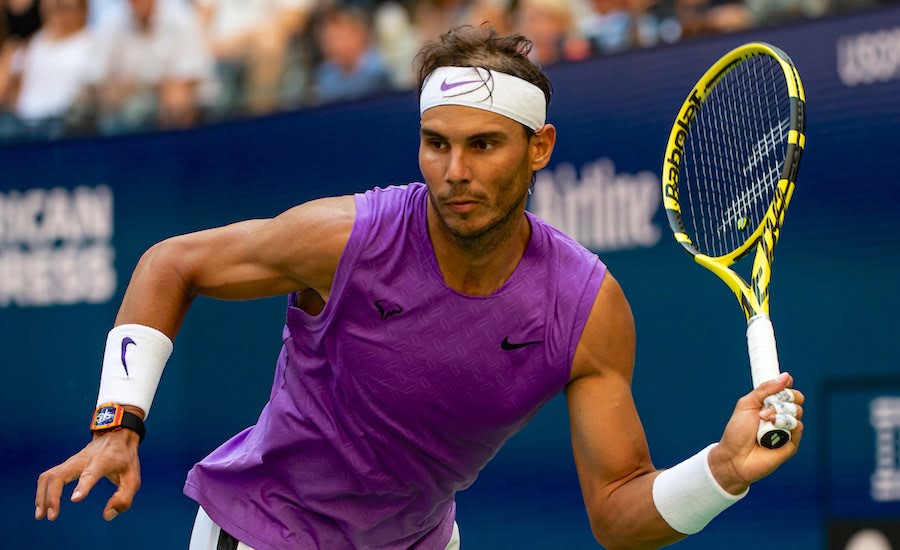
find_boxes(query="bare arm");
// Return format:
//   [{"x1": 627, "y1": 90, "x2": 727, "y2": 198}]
[
  {"x1": 35, "y1": 195, "x2": 356, "y2": 523},
  {"x1": 566, "y1": 274, "x2": 804, "y2": 549},
  {"x1": 566, "y1": 274, "x2": 679, "y2": 549},
  {"x1": 115, "y1": 195, "x2": 355, "y2": 337}
]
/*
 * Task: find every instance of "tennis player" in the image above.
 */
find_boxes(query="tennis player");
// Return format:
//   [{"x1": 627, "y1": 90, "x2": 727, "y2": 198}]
[{"x1": 35, "y1": 26, "x2": 803, "y2": 549}]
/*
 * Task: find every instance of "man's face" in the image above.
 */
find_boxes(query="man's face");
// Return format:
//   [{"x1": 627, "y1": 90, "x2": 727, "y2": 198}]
[
  {"x1": 319, "y1": 16, "x2": 367, "y2": 69},
  {"x1": 418, "y1": 105, "x2": 536, "y2": 241}
]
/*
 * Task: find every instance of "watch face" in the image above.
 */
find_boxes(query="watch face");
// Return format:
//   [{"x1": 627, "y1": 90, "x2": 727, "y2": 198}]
[{"x1": 92, "y1": 405, "x2": 123, "y2": 430}]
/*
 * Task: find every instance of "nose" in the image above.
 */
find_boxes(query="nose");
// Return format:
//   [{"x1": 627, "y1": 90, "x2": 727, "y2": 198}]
[{"x1": 445, "y1": 148, "x2": 471, "y2": 185}]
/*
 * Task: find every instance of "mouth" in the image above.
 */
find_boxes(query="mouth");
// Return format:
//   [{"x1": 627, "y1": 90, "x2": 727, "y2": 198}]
[{"x1": 444, "y1": 200, "x2": 480, "y2": 214}]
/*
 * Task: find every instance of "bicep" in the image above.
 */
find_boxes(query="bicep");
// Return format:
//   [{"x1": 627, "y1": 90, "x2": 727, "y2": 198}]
[
  {"x1": 566, "y1": 273, "x2": 687, "y2": 548},
  {"x1": 566, "y1": 274, "x2": 654, "y2": 510},
  {"x1": 163, "y1": 195, "x2": 355, "y2": 301}
]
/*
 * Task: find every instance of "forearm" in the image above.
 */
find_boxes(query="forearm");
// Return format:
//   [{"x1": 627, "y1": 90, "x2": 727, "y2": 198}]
[
  {"x1": 586, "y1": 470, "x2": 685, "y2": 550},
  {"x1": 592, "y1": 442, "x2": 753, "y2": 549}
]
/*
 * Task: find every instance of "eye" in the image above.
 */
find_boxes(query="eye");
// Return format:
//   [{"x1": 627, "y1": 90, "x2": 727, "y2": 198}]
[
  {"x1": 472, "y1": 140, "x2": 493, "y2": 150},
  {"x1": 426, "y1": 139, "x2": 446, "y2": 150}
]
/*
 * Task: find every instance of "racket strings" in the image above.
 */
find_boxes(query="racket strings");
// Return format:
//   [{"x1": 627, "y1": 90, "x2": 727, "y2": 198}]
[{"x1": 680, "y1": 54, "x2": 791, "y2": 258}]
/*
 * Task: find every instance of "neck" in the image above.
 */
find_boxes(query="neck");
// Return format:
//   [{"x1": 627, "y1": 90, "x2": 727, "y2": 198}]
[{"x1": 426, "y1": 199, "x2": 531, "y2": 297}]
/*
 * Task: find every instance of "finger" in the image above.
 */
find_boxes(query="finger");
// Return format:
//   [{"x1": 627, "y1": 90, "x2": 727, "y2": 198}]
[
  {"x1": 103, "y1": 471, "x2": 141, "y2": 521},
  {"x1": 760, "y1": 403, "x2": 804, "y2": 423},
  {"x1": 792, "y1": 420, "x2": 804, "y2": 445},
  {"x1": 37, "y1": 458, "x2": 86, "y2": 521},
  {"x1": 71, "y1": 463, "x2": 105, "y2": 503},
  {"x1": 763, "y1": 388, "x2": 795, "y2": 406},
  {"x1": 773, "y1": 414, "x2": 798, "y2": 430},
  {"x1": 772, "y1": 402, "x2": 798, "y2": 416},
  {"x1": 753, "y1": 373, "x2": 791, "y2": 403},
  {"x1": 42, "y1": 471, "x2": 69, "y2": 521},
  {"x1": 770, "y1": 385, "x2": 805, "y2": 407},
  {"x1": 35, "y1": 469, "x2": 51, "y2": 520},
  {"x1": 35, "y1": 472, "x2": 49, "y2": 520}
]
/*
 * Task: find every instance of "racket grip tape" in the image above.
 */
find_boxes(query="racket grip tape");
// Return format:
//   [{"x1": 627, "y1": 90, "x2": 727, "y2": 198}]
[{"x1": 746, "y1": 315, "x2": 791, "y2": 449}]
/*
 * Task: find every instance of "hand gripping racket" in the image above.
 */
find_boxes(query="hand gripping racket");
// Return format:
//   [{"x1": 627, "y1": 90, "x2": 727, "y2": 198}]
[{"x1": 661, "y1": 43, "x2": 805, "y2": 449}]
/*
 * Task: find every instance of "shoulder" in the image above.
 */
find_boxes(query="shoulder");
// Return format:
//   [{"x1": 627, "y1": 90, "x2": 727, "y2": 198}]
[
  {"x1": 357, "y1": 183, "x2": 425, "y2": 217},
  {"x1": 278, "y1": 195, "x2": 356, "y2": 235},
  {"x1": 568, "y1": 273, "x2": 636, "y2": 383},
  {"x1": 353, "y1": 183, "x2": 425, "y2": 246},
  {"x1": 272, "y1": 195, "x2": 356, "y2": 292},
  {"x1": 525, "y1": 211, "x2": 605, "y2": 269}
]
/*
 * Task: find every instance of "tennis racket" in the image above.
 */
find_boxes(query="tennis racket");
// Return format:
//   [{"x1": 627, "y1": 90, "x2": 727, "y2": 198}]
[{"x1": 661, "y1": 42, "x2": 805, "y2": 449}]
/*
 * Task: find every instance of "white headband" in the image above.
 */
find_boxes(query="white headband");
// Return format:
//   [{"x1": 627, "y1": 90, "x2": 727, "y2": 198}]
[{"x1": 420, "y1": 66, "x2": 546, "y2": 131}]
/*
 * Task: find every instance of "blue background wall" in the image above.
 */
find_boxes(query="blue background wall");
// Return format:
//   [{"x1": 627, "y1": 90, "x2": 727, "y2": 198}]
[{"x1": 2, "y1": 6, "x2": 899, "y2": 548}]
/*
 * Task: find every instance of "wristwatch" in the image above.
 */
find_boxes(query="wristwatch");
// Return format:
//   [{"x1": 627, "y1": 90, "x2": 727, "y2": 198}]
[{"x1": 90, "y1": 403, "x2": 146, "y2": 443}]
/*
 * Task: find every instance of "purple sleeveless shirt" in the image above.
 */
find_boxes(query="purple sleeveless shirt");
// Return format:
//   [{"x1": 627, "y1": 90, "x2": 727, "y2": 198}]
[{"x1": 184, "y1": 183, "x2": 607, "y2": 550}]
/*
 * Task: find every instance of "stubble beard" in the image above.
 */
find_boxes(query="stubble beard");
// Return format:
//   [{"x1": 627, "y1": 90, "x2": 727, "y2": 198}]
[{"x1": 429, "y1": 171, "x2": 532, "y2": 257}]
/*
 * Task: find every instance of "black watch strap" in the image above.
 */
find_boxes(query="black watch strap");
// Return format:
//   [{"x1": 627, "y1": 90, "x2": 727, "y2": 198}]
[{"x1": 119, "y1": 411, "x2": 146, "y2": 443}]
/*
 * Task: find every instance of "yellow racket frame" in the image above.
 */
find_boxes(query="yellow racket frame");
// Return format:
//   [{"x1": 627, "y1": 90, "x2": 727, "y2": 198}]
[{"x1": 662, "y1": 42, "x2": 806, "y2": 320}]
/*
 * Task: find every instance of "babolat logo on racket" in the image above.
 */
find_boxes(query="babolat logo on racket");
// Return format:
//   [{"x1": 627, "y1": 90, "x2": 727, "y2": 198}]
[
  {"x1": 751, "y1": 183, "x2": 791, "y2": 309},
  {"x1": 664, "y1": 88, "x2": 703, "y2": 207}
]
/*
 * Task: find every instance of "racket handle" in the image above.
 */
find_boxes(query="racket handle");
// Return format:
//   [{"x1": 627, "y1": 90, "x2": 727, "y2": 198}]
[{"x1": 746, "y1": 315, "x2": 791, "y2": 449}]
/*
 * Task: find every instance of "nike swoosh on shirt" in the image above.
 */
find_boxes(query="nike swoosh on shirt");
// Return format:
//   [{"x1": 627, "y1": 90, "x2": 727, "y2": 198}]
[
  {"x1": 121, "y1": 337, "x2": 136, "y2": 376},
  {"x1": 500, "y1": 337, "x2": 543, "y2": 350}
]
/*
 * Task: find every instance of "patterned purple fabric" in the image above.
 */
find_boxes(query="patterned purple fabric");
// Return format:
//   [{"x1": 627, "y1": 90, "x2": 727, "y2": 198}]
[{"x1": 184, "y1": 183, "x2": 606, "y2": 550}]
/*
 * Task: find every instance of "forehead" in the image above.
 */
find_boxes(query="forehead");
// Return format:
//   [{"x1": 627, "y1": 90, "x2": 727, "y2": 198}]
[{"x1": 420, "y1": 105, "x2": 523, "y2": 136}]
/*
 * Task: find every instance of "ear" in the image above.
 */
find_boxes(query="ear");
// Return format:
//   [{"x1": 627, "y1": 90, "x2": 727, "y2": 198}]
[{"x1": 529, "y1": 123, "x2": 557, "y2": 172}]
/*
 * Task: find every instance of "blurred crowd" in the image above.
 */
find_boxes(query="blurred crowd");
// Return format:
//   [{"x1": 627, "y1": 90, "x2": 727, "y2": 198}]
[{"x1": 0, "y1": 0, "x2": 892, "y2": 142}]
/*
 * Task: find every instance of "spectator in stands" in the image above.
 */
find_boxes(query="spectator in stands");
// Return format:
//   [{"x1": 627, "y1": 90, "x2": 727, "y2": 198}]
[
  {"x1": 371, "y1": 1, "x2": 418, "y2": 89},
  {"x1": 313, "y1": 6, "x2": 391, "y2": 104},
  {"x1": 197, "y1": 0, "x2": 310, "y2": 115},
  {"x1": 414, "y1": 0, "x2": 512, "y2": 50},
  {"x1": 0, "y1": 6, "x2": 11, "y2": 107},
  {"x1": 407, "y1": 0, "x2": 513, "y2": 86},
  {"x1": 0, "y1": 0, "x2": 41, "y2": 103},
  {"x1": 3, "y1": 0, "x2": 42, "y2": 43},
  {"x1": 676, "y1": 0, "x2": 751, "y2": 38},
  {"x1": 579, "y1": 0, "x2": 677, "y2": 54},
  {"x1": 414, "y1": 0, "x2": 472, "y2": 50},
  {"x1": 745, "y1": 0, "x2": 833, "y2": 26},
  {"x1": 0, "y1": 0, "x2": 93, "y2": 139},
  {"x1": 81, "y1": 0, "x2": 213, "y2": 133},
  {"x1": 514, "y1": 0, "x2": 591, "y2": 65}
]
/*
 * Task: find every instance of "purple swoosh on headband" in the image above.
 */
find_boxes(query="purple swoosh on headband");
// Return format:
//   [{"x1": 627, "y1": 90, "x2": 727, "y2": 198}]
[
  {"x1": 121, "y1": 337, "x2": 136, "y2": 376},
  {"x1": 440, "y1": 78, "x2": 483, "y2": 92}
]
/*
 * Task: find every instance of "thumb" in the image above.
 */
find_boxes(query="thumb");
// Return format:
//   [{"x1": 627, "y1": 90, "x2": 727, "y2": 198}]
[
  {"x1": 103, "y1": 471, "x2": 140, "y2": 521},
  {"x1": 751, "y1": 372, "x2": 793, "y2": 406}
]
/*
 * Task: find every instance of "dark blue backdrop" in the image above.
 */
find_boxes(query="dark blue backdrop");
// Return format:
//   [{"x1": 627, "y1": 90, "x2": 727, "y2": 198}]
[{"x1": 2, "y1": 6, "x2": 899, "y2": 548}]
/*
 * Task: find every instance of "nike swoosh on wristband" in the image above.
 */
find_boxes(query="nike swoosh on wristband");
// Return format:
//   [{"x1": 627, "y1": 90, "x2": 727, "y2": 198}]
[
  {"x1": 121, "y1": 337, "x2": 136, "y2": 376},
  {"x1": 440, "y1": 78, "x2": 483, "y2": 92},
  {"x1": 500, "y1": 337, "x2": 543, "y2": 350}
]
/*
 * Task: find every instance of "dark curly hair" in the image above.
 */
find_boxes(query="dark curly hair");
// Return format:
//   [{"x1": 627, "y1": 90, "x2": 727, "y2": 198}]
[{"x1": 415, "y1": 25, "x2": 553, "y2": 109}]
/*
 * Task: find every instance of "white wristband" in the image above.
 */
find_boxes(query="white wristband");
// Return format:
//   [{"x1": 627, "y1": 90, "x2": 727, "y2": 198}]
[
  {"x1": 652, "y1": 444, "x2": 748, "y2": 535},
  {"x1": 96, "y1": 324, "x2": 173, "y2": 419}
]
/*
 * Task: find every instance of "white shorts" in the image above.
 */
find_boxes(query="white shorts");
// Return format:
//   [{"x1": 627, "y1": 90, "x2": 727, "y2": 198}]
[{"x1": 189, "y1": 506, "x2": 461, "y2": 549}]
